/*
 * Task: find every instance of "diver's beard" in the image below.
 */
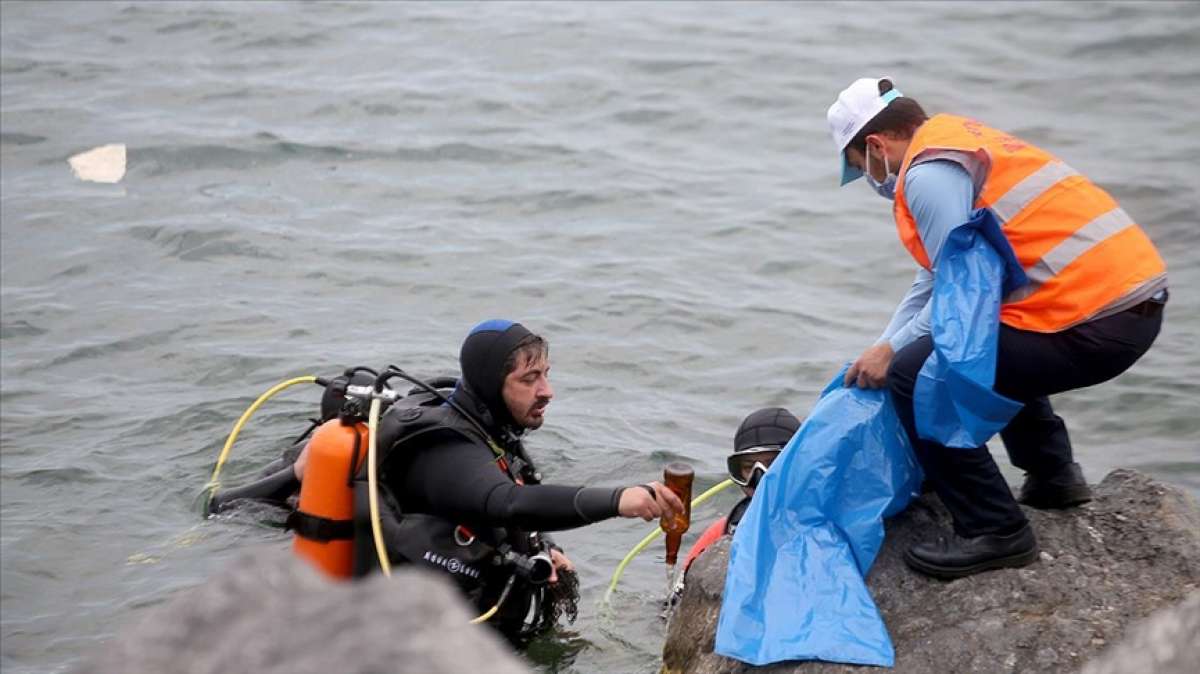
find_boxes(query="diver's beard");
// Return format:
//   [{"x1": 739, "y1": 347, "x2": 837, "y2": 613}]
[{"x1": 521, "y1": 400, "x2": 550, "y2": 430}]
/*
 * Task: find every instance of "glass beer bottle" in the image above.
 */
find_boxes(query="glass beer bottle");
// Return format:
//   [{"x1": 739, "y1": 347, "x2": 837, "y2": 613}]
[{"x1": 661, "y1": 462, "x2": 694, "y2": 569}]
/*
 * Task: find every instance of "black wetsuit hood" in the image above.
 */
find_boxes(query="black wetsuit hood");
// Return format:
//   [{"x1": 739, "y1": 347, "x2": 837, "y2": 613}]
[
  {"x1": 733, "y1": 407, "x2": 801, "y2": 453},
  {"x1": 455, "y1": 319, "x2": 533, "y2": 436}
]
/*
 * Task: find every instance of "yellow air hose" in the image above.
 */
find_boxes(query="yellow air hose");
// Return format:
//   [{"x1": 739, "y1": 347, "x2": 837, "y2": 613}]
[
  {"x1": 367, "y1": 391, "x2": 502, "y2": 622},
  {"x1": 469, "y1": 575, "x2": 516, "y2": 625},
  {"x1": 205, "y1": 375, "x2": 319, "y2": 499},
  {"x1": 603, "y1": 478, "x2": 735, "y2": 604},
  {"x1": 367, "y1": 396, "x2": 392, "y2": 577},
  {"x1": 470, "y1": 602, "x2": 501, "y2": 625}
]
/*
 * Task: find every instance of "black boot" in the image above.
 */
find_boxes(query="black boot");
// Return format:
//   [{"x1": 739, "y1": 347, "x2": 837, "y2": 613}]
[
  {"x1": 904, "y1": 524, "x2": 1038, "y2": 579},
  {"x1": 1017, "y1": 462, "x2": 1092, "y2": 509}
]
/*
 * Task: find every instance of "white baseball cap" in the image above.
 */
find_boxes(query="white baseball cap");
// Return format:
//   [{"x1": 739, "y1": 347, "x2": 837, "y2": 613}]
[{"x1": 827, "y1": 77, "x2": 903, "y2": 185}]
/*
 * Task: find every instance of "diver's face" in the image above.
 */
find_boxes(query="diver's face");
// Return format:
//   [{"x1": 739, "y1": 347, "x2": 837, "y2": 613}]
[{"x1": 502, "y1": 355, "x2": 553, "y2": 430}]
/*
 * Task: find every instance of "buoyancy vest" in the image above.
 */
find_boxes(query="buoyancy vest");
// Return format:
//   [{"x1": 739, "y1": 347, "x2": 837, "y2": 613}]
[
  {"x1": 893, "y1": 114, "x2": 1167, "y2": 333},
  {"x1": 362, "y1": 387, "x2": 550, "y2": 638}
]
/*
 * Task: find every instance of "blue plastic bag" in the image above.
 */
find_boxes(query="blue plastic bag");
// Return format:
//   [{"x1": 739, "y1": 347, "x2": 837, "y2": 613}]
[
  {"x1": 715, "y1": 373, "x2": 922, "y2": 667},
  {"x1": 715, "y1": 208, "x2": 1028, "y2": 667},
  {"x1": 915, "y1": 208, "x2": 1027, "y2": 448}
]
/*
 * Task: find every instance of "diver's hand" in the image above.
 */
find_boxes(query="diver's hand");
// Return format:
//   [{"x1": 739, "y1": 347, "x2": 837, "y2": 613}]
[
  {"x1": 844, "y1": 342, "x2": 894, "y2": 389},
  {"x1": 618, "y1": 481, "x2": 685, "y2": 521},
  {"x1": 548, "y1": 548, "x2": 573, "y2": 584}
]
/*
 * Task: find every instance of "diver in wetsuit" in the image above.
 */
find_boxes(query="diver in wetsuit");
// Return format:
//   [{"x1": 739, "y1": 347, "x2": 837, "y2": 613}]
[{"x1": 289, "y1": 320, "x2": 684, "y2": 644}]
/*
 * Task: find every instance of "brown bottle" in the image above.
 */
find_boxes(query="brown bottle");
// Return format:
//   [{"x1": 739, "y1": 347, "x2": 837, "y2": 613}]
[{"x1": 660, "y1": 462, "x2": 694, "y2": 566}]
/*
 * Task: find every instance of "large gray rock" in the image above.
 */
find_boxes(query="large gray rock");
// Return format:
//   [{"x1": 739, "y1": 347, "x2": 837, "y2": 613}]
[
  {"x1": 1079, "y1": 591, "x2": 1200, "y2": 674},
  {"x1": 663, "y1": 469, "x2": 1200, "y2": 674},
  {"x1": 77, "y1": 546, "x2": 531, "y2": 674}
]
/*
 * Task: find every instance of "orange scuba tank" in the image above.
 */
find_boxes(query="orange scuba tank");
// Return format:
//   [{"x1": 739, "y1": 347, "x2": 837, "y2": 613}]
[{"x1": 291, "y1": 419, "x2": 368, "y2": 579}]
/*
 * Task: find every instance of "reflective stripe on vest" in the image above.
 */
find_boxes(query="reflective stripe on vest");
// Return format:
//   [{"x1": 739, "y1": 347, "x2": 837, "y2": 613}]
[
  {"x1": 990, "y1": 160, "x2": 1078, "y2": 223},
  {"x1": 1008, "y1": 206, "x2": 1137, "y2": 301},
  {"x1": 893, "y1": 114, "x2": 1166, "y2": 332}
]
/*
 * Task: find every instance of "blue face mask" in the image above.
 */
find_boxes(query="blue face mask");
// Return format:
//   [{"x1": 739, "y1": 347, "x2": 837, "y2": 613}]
[{"x1": 864, "y1": 146, "x2": 896, "y2": 200}]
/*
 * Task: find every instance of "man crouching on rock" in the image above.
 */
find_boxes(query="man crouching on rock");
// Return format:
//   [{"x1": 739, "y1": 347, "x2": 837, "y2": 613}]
[
  {"x1": 293, "y1": 319, "x2": 685, "y2": 645},
  {"x1": 827, "y1": 77, "x2": 1166, "y2": 580}
]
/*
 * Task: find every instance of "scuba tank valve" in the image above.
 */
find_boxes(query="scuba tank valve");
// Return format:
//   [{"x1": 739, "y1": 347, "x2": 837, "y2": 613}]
[{"x1": 346, "y1": 384, "x2": 400, "y2": 403}]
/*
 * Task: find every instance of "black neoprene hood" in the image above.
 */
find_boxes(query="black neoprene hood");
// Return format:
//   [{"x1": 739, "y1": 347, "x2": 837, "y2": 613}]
[
  {"x1": 733, "y1": 407, "x2": 801, "y2": 453},
  {"x1": 458, "y1": 319, "x2": 534, "y2": 418}
]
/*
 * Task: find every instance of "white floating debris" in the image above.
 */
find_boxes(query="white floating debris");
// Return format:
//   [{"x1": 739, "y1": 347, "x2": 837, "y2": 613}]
[{"x1": 68, "y1": 143, "x2": 126, "y2": 183}]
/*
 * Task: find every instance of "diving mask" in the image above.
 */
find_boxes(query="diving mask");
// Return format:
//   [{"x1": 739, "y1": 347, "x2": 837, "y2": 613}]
[{"x1": 726, "y1": 447, "x2": 782, "y2": 488}]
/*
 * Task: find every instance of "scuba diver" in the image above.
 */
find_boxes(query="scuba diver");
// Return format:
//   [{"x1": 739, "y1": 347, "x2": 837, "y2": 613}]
[
  {"x1": 209, "y1": 319, "x2": 684, "y2": 646},
  {"x1": 675, "y1": 408, "x2": 801, "y2": 585}
]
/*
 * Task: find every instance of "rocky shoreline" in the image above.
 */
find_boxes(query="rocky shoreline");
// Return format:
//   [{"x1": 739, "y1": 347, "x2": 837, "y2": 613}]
[
  {"x1": 75, "y1": 548, "x2": 532, "y2": 674},
  {"x1": 663, "y1": 469, "x2": 1200, "y2": 674}
]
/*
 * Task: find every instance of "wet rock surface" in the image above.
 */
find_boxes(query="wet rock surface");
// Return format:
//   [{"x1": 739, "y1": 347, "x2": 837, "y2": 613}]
[
  {"x1": 76, "y1": 546, "x2": 531, "y2": 674},
  {"x1": 663, "y1": 469, "x2": 1200, "y2": 674}
]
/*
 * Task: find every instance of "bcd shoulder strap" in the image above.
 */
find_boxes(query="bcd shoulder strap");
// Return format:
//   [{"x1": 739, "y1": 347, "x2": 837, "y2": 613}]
[{"x1": 374, "y1": 403, "x2": 523, "y2": 482}]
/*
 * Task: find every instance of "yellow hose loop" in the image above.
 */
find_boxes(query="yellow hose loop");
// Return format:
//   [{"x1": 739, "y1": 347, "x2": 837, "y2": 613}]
[
  {"x1": 367, "y1": 396, "x2": 392, "y2": 577},
  {"x1": 602, "y1": 478, "x2": 735, "y2": 604},
  {"x1": 470, "y1": 574, "x2": 516, "y2": 624},
  {"x1": 206, "y1": 375, "x2": 318, "y2": 493},
  {"x1": 469, "y1": 603, "x2": 500, "y2": 625},
  {"x1": 602, "y1": 528, "x2": 662, "y2": 605}
]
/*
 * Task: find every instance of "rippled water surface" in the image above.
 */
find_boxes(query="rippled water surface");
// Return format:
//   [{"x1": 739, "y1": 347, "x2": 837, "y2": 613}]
[{"x1": 3, "y1": 2, "x2": 1198, "y2": 672}]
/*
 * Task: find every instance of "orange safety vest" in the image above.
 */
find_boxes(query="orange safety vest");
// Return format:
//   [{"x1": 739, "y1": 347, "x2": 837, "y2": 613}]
[{"x1": 893, "y1": 114, "x2": 1166, "y2": 333}]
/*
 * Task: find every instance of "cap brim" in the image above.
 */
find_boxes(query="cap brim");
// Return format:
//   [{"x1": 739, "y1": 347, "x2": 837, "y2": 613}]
[{"x1": 839, "y1": 152, "x2": 863, "y2": 186}]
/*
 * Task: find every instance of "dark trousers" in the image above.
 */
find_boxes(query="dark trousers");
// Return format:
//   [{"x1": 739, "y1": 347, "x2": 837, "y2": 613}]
[{"x1": 887, "y1": 298, "x2": 1165, "y2": 537}]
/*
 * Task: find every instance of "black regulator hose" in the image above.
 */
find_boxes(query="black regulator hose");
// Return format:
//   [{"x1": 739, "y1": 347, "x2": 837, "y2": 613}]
[
  {"x1": 382, "y1": 366, "x2": 505, "y2": 456},
  {"x1": 344, "y1": 366, "x2": 378, "y2": 379},
  {"x1": 418, "y1": 376, "x2": 458, "y2": 391}
]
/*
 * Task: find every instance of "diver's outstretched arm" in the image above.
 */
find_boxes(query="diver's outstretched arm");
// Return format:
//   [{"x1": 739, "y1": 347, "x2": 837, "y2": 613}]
[{"x1": 397, "y1": 438, "x2": 623, "y2": 532}]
